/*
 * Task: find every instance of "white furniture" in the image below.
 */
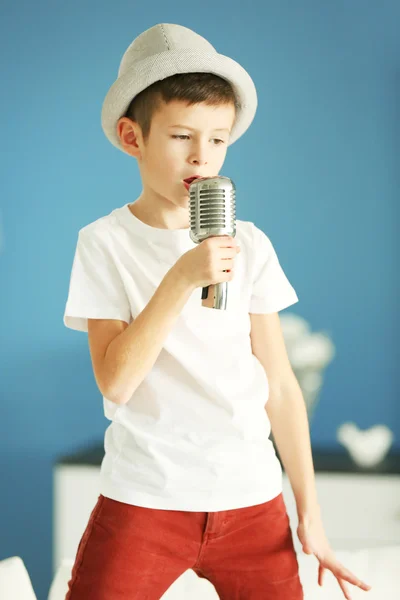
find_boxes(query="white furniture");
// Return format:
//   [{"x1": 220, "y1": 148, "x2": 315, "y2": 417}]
[
  {"x1": 0, "y1": 557, "x2": 37, "y2": 600},
  {"x1": 2, "y1": 546, "x2": 400, "y2": 600},
  {"x1": 50, "y1": 446, "x2": 400, "y2": 599}
]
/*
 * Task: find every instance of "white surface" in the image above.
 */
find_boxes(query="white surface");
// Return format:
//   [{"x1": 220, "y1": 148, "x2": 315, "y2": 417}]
[
  {"x1": 282, "y1": 473, "x2": 400, "y2": 553},
  {"x1": 2, "y1": 547, "x2": 399, "y2": 600},
  {"x1": 53, "y1": 464, "x2": 400, "y2": 598},
  {"x1": 296, "y1": 545, "x2": 400, "y2": 599},
  {"x1": 0, "y1": 556, "x2": 37, "y2": 600},
  {"x1": 47, "y1": 546, "x2": 400, "y2": 600},
  {"x1": 48, "y1": 559, "x2": 219, "y2": 600},
  {"x1": 53, "y1": 465, "x2": 400, "y2": 571},
  {"x1": 2, "y1": 534, "x2": 400, "y2": 599},
  {"x1": 53, "y1": 465, "x2": 100, "y2": 572}
]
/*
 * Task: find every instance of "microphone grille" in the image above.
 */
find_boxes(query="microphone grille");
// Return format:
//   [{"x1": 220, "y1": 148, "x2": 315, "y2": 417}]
[{"x1": 189, "y1": 176, "x2": 236, "y2": 243}]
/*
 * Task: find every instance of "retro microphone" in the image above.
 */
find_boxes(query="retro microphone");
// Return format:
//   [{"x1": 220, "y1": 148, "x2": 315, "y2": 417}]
[{"x1": 188, "y1": 176, "x2": 236, "y2": 310}]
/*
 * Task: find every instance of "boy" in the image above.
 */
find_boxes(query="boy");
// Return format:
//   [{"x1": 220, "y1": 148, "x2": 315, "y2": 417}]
[{"x1": 63, "y1": 23, "x2": 371, "y2": 599}]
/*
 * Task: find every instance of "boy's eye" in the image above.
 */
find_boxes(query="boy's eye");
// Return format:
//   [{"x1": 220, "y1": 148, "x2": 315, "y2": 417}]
[{"x1": 171, "y1": 135, "x2": 225, "y2": 145}]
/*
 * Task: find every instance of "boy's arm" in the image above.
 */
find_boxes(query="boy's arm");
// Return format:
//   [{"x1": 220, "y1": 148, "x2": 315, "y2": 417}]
[
  {"x1": 90, "y1": 268, "x2": 195, "y2": 406},
  {"x1": 249, "y1": 311, "x2": 320, "y2": 519},
  {"x1": 250, "y1": 311, "x2": 373, "y2": 595}
]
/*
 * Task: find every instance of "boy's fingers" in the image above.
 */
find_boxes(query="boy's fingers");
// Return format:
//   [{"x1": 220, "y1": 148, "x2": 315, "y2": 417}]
[
  {"x1": 332, "y1": 564, "x2": 371, "y2": 591},
  {"x1": 337, "y1": 578, "x2": 351, "y2": 600}
]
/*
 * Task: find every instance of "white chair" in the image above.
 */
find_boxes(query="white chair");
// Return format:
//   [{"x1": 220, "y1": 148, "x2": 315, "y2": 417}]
[{"x1": 0, "y1": 557, "x2": 37, "y2": 600}]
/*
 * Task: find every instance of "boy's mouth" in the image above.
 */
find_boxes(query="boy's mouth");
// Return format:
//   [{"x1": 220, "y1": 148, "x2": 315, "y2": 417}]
[{"x1": 183, "y1": 176, "x2": 203, "y2": 184}]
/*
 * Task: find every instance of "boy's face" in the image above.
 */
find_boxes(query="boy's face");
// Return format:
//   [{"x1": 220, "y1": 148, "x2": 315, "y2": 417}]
[{"x1": 118, "y1": 99, "x2": 236, "y2": 207}]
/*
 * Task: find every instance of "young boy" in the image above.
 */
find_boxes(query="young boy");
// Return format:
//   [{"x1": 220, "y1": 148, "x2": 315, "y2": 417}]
[{"x1": 63, "y1": 23, "x2": 371, "y2": 600}]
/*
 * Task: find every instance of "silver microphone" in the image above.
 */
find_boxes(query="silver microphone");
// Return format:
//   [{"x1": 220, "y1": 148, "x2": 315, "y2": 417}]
[{"x1": 188, "y1": 176, "x2": 236, "y2": 310}]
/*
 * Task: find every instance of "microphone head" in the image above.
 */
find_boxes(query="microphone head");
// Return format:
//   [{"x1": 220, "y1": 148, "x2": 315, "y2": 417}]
[{"x1": 189, "y1": 176, "x2": 236, "y2": 244}]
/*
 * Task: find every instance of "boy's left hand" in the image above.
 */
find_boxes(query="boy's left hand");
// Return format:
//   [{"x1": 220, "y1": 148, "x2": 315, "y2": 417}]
[{"x1": 296, "y1": 511, "x2": 372, "y2": 599}]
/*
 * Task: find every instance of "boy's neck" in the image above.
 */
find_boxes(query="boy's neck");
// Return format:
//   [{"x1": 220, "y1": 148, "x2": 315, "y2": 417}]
[{"x1": 128, "y1": 197, "x2": 190, "y2": 231}]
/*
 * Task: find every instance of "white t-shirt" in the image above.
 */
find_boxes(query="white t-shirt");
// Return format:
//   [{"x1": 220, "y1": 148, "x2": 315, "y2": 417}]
[{"x1": 64, "y1": 202, "x2": 299, "y2": 511}]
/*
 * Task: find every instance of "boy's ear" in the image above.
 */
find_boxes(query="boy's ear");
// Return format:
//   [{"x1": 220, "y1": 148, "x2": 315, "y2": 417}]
[{"x1": 116, "y1": 117, "x2": 142, "y2": 158}]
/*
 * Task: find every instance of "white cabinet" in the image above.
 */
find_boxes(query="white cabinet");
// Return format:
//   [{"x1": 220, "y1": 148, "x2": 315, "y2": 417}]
[
  {"x1": 282, "y1": 473, "x2": 400, "y2": 553},
  {"x1": 53, "y1": 464, "x2": 102, "y2": 573},
  {"x1": 53, "y1": 448, "x2": 400, "y2": 574}
]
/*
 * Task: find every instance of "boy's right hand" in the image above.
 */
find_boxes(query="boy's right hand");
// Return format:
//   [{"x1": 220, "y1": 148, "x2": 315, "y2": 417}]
[{"x1": 173, "y1": 236, "x2": 241, "y2": 290}]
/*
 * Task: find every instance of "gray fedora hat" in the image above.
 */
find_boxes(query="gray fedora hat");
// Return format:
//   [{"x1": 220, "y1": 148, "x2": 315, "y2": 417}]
[{"x1": 101, "y1": 23, "x2": 258, "y2": 153}]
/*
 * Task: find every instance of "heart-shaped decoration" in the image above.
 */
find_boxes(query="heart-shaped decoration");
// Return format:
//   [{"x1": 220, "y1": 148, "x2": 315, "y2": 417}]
[{"x1": 337, "y1": 422, "x2": 394, "y2": 467}]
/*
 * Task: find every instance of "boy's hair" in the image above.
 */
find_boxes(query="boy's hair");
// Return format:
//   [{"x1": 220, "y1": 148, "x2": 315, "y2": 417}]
[{"x1": 124, "y1": 72, "x2": 237, "y2": 143}]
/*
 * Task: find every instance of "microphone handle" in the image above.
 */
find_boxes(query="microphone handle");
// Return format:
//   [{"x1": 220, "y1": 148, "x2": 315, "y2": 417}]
[{"x1": 201, "y1": 281, "x2": 228, "y2": 310}]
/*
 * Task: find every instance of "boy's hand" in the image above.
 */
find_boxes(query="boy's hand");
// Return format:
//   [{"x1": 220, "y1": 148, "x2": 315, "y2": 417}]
[
  {"x1": 173, "y1": 235, "x2": 241, "y2": 290},
  {"x1": 297, "y1": 511, "x2": 372, "y2": 599}
]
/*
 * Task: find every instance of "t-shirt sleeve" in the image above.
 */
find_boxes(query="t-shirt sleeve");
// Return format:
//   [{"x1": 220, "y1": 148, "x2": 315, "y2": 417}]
[
  {"x1": 63, "y1": 228, "x2": 131, "y2": 332},
  {"x1": 249, "y1": 224, "x2": 299, "y2": 314}
]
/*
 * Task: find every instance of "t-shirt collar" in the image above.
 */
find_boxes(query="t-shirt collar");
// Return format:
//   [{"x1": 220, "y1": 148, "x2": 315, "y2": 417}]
[{"x1": 115, "y1": 203, "x2": 196, "y2": 252}]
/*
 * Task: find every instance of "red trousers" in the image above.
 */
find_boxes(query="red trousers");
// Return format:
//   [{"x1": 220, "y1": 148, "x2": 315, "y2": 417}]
[{"x1": 65, "y1": 491, "x2": 304, "y2": 599}]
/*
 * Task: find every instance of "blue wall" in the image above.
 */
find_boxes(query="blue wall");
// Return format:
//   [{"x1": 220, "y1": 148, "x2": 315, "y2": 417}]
[{"x1": 1, "y1": 1, "x2": 399, "y2": 597}]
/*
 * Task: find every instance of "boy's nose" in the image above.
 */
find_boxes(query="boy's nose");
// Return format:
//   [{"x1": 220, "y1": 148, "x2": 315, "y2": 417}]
[{"x1": 190, "y1": 156, "x2": 207, "y2": 166}]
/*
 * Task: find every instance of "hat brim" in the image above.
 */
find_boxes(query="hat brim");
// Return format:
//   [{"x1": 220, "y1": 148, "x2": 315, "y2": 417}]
[{"x1": 101, "y1": 49, "x2": 257, "y2": 152}]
